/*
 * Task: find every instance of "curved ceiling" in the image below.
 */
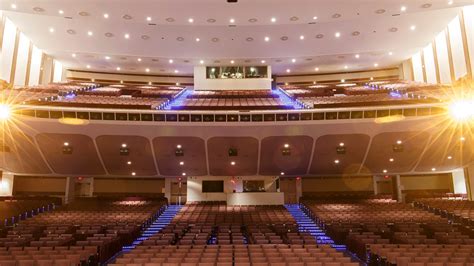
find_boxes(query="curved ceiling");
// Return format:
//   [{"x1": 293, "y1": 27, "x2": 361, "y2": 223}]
[{"x1": 1, "y1": 0, "x2": 471, "y2": 75}]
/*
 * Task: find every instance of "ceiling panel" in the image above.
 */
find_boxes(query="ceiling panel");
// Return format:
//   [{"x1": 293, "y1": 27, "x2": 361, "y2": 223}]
[
  {"x1": 416, "y1": 129, "x2": 474, "y2": 172},
  {"x1": 0, "y1": 130, "x2": 50, "y2": 174},
  {"x1": 259, "y1": 136, "x2": 313, "y2": 175},
  {"x1": 362, "y1": 131, "x2": 430, "y2": 174},
  {"x1": 36, "y1": 133, "x2": 105, "y2": 175},
  {"x1": 96, "y1": 135, "x2": 156, "y2": 176},
  {"x1": 153, "y1": 137, "x2": 207, "y2": 176},
  {"x1": 309, "y1": 134, "x2": 370, "y2": 175},
  {"x1": 208, "y1": 137, "x2": 259, "y2": 176}
]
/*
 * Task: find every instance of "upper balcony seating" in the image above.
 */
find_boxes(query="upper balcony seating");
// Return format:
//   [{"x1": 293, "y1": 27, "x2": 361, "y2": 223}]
[
  {"x1": 299, "y1": 94, "x2": 436, "y2": 108},
  {"x1": 280, "y1": 85, "x2": 335, "y2": 98},
  {"x1": 0, "y1": 197, "x2": 167, "y2": 264},
  {"x1": 415, "y1": 199, "x2": 474, "y2": 227},
  {"x1": 48, "y1": 95, "x2": 169, "y2": 110}
]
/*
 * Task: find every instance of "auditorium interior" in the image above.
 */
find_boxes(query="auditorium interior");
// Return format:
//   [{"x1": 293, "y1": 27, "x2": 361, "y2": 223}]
[{"x1": 1, "y1": 0, "x2": 474, "y2": 265}]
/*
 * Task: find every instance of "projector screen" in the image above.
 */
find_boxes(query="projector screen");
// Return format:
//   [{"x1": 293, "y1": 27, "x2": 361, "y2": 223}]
[{"x1": 202, "y1": 180, "x2": 224, "y2": 193}]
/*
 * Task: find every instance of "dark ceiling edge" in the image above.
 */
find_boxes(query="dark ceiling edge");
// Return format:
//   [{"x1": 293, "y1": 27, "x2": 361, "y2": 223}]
[
  {"x1": 67, "y1": 69, "x2": 193, "y2": 78},
  {"x1": 274, "y1": 67, "x2": 400, "y2": 78}
]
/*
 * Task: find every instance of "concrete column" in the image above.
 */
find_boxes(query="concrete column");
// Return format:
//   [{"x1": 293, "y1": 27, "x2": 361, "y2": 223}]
[
  {"x1": 392, "y1": 175, "x2": 403, "y2": 202},
  {"x1": 373, "y1": 176, "x2": 379, "y2": 195},
  {"x1": 0, "y1": 172, "x2": 14, "y2": 196},
  {"x1": 64, "y1": 177, "x2": 76, "y2": 204},
  {"x1": 296, "y1": 177, "x2": 302, "y2": 203},
  {"x1": 164, "y1": 178, "x2": 172, "y2": 202},
  {"x1": 452, "y1": 169, "x2": 467, "y2": 194},
  {"x1": 465, "y1": 164, "x2": 474, "y2": 201}
]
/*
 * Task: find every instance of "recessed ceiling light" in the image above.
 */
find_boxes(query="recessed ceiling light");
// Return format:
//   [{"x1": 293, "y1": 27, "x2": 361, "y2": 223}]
[
  {"x1": 261, "y1": 60, "x2": 266, "y2": 64},
  {"x1": 229, "y1": 18, "x2": 235, "y2": 24},
  {"x1": 355, "y1": 54, "x2": 360, "y2": 58},
  {"x1": 335, "y1": 32, "x2": 341, "y2": 38},
  {"x1": 131, "y1": 172, "x2": 136, "y2": 176},
  {"x1": 188, "y1": 18, "x2": 194, "y2": 23},
  {"x1": 370, "y1": 77, "x2": 374, "y2": 80},
  {"x1": 121, "y1": 143, "x2": 127, "y2": 148},
  {"x1": 116, "y1": 67, "x2": 121, "y2": 71},
  {"x1": 177, "y1": 144, "x2": 182, "y2": 149},
  {"x1": 195, "y1": 37, "x2": 200, "y2": 42},
  {"x1": 341, "y1": 79, "x2": 345, "y2": 83},
  {"x1": 280, "y1": 172, "x2": 285, "y2": 175},
  {"x1": 431, "y1": 168, "x2": 436, "y2": 171},
  {"x1": 447, "y1": 155, "x2": 453, "y2": 160},
  {"x1": 383, "y1": 169, "x2": 388, "y2": 173},
  {"x1": 230, "y1": 60, "x2": 235, "y2": 64},
  {"x1": 63, "y1": 142, "x2": 69, "y2": 146},
  {"x1": 71, "y1": 53, "x2": 76, "y2": 58},
  {"x1": 339, "y1": 142, "x2": 345, "y2": 147},
  {"x1": 230, "y1": 161, "x2": 236, "y2": 165},
  {"x1": 124, "y1": 33, "x2": 130, "y2": 39},
  {"x1": 460, "y1": 136, "x2": 466, "y2": 141},
  {"x1": 374, "y1": 63, "x2": 379, "y2": 67},
  {"x1": 448, "y1": 0, "x2": 454, "y2": 5},
  {"x1": 388, "y1": 51, "x2": 393, "y2": 55},
  {"x1": 291, "y1": 58, "x2": 296, "y2": 63},
  {"x1": 199, "y1": 60, "x2": 204, "y2": 64},
  {"x1": 396, "y1": 140, "x2": 402, "y2": 144},
  {"x1": 401, "y1": 6, "x2": 407, "y2": 12},
  {"x1": 145, "y1": 68, "x2": 150, "y2": 73},
  {"x1": 271, "y1": 17, "x2": 276, "y2": 23},
  {"x1": 264, "y1": 36, "x2": 270, "y2": 42},
  {"x1": 179, "y1": 161, "x2": 184, "y2": 165},
  {"x1": 313, "y1": 16, "x2": 318, "y2": 20},
  {"x1": 182, "y1": 172, "x2": 186, "y2": 176},
  {"x1": 315, "y1": 67, "x2": 319, "y2": 71},
  {"x1": 146, "y1": 16, "x2": 152, "y2": 21},
  {"x1": 284, "y1": 143, "x2": 290, "y2": 148},
  {"x1": 174, "y1": 70, "x2": 179, "y2": 73},
  {"x1": 286, "y1": 69, "x2": 291, "y2": 73},
  {"x1": 299, "y1": 35, "x2": 305, "y2": 40},
  {"x1": 105, "y1": 56, "x2": 110, "y2": 60},
  {"x1": 87, "y1": 31, "x2": 93, "y2": 36},
  {"x1": 344, "y1": 65, "x2": 348, "y2": 69},
  {"x1": 49, "y1": 27, "x2": 55, "y2": 33},
  {"x1": 410, "y1": 25, "x2": 416, "y2": 31},
  {"x1": 137, "y1": 58, "x2": 142, "y2": 62},
  {"x1": 58, "y1": 10, "x2": 64, "y2": 14},
  {"x1": 389, "y1": 158, "x2": 394, "y2": 162},
  {"x1": 11, "y1": 3, "x2": 17, "y2": 9},
  {"x1": 86, "y1": 65, "x2": 91, "y2": 69},
  {"x1": 103, "y1": 13, "x2": 109, "y2": 19},
  {"x1": 169, "y1": 59, "x2": 174, "y2": 64},
  {"x1": 127, "y1": 161, "x2": 132, "y2": 165},
  {"x1": 334, "y1": 159, "x2": 340, "y2": 164}
]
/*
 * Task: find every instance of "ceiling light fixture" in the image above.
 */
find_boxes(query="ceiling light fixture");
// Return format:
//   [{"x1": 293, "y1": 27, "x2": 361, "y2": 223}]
[
  {"x1": 271, "y1": 17, "x2": 276, "y2": 23},
  {"x1": 179, "y1": 161, "x2": 184, "y2": 165},
  {"x1": 230, "y1": 161, "x2": 236, "y2": 165},
  {"x1": 344, "y1": 65, "x2": 348, "y2": 69},
  {"x1": 401, "y1": 6, "x2": 407, "y2": 12},
  {"x1": 374, "y1": 63, "x2": 379, "y2": 67},
  {"x1": 383, "y1": 169, "x2": 388, "y2": 173},
  {"x1": 334, "y1": 159, "x2": 340, "y2": 164},
  {"x1": 131, "y1": 172, "x2": 136, "y2": 176},
  {"x1": 448, "y1": 0, "x2": 454, "y2": 5},
  {"x1": 188, "y1": 18, "x2": 194, "y2": 23},
  {"x1": 410, "y1": 25, "x2": 416, "y2": 31},
  {"x1": 49, "y1": 27, "x2": 55, "y2": 33},
  {"x1": 396, "y1": 140, "x2": 402, "y2": 144},
  {"x1": 86, "y1": 65, "x2": 91, "y2": 69},
  {"x1": 182, "y1": 172, "x2": 186, "y2": 176},
  {"x1": 460, "y1": 136, "x2": 466, "y2": 142},
  {"x1": 71, "y1": 53, "x2": 76, "y2": 58},
  {"x1": 447, "y1": 155, "x2": 453, "y2": 160},
  {"x1": 280, "y1": 172, "x2": 285, "y2": 175},
  {"x1": 389, "y1": 158, "x2": 394, "y2": 162},
  {"x1": 431, "y1": 168, "x2": 436, "y2": 171},
  {"x1": 286, "y1": 69, "x2": 291, "y2": 73},
  {"x1": 87, "y1": 31, "x2": 93, "y2": 36},
  {"x1": 339, "y1": 142, "x2": 345, "y2": 147},
  {"x1": 315, "y1": 67, "x2": 319, "y2": 71},
  {"x1": 124, "y1": 33, "x2": 130, "y2": 39},
  {"x1": 127, "y1": 161, "x2": 132, "y2": 165},
  {"x1": 299, "y1": 35, "x2": 305, "y2": 40},
  {"x1": 341, "y1": 79, "x2": 345, "y2": 83},
  {"x1": 355, "y1": 54, "x2": 360, "y2": 59},
  {"x1": 169, "y1": 59, "x2": 173, "y2": 63},
  {"x1": 229, "y1": 18, "x2": 235, "y2": 24},
  {"x1": 230, "y1": 60, "x2": 235, "y2": 64},
  {"x1": 103, "y1": 13, "x2": 109, "y2": 19},
  {"x1": 174, "y1": 70, "x2": 179, "y2": 73},
  {"x1": 116, "y1": 67, "x2": 121, "y2": 71},
  {"x1": 264, "y1": 36, "x2": 270, "y2": 42},
  {"x1": 11, "y1": 3, "x2": 17, "y2": 9},
  {"x1": 146, "y1": 16, "x2": 152, "y2": 21},
  {"x1": 261, "y1": 60, "x2": 266, "y2": 64},
  {"x1": 200, "y1": 60, "x2": 204, "y2": 64},
  {"x1": 291, "y1": 58, "x2": 296, "y2": 63},
  {"x1": 335, "y1": 32, "x2": 341, "y2": 38},
  {"x1": 105, "y1": 56, "x2": 110, "y2": 60},
  {"x1": 388, "y1": 51, "x2": 393, "y2": 56},
  {"x1": 58, "y1": 10, "x2": 64, "y2": 14},
  {"x1": 137, "y1": 58, "x2": 142, "y2": 62},
  {"x1": 313, "y1": 16, "x2": 318, "y2": 20},
  {"x1": 145, "y1": 68, "x2": 150, "y2": 73},
  {"x1": 195, "y1": 37, "x2": 200, "y2": 42}
]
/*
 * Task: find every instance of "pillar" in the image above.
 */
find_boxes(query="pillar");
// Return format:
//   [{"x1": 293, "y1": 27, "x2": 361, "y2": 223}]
[
  {"x1": 164, "y1": 178, "x2": 172, "y2": 203},
  {"x1": 465, "y1": 164, "x2": 474, "y2": 201},
  {"x1": 392, "y1": 175, "x2": 403, "y2": 202},
  {"x1": 64, "y1": 176, "x2": 76, "y2": 204},
  {"x1": 295, "y1": 177, "x2": 302, "y2": 203},
  {"x1": 0, "y1": 172, "x2": 14, "y2": 196},
  {"x1": 373, "y1": 176, "x2": 379, "y2": 195},
  {"x1": 452, "y1": 169, "x2": 467, "y2": 194}
]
